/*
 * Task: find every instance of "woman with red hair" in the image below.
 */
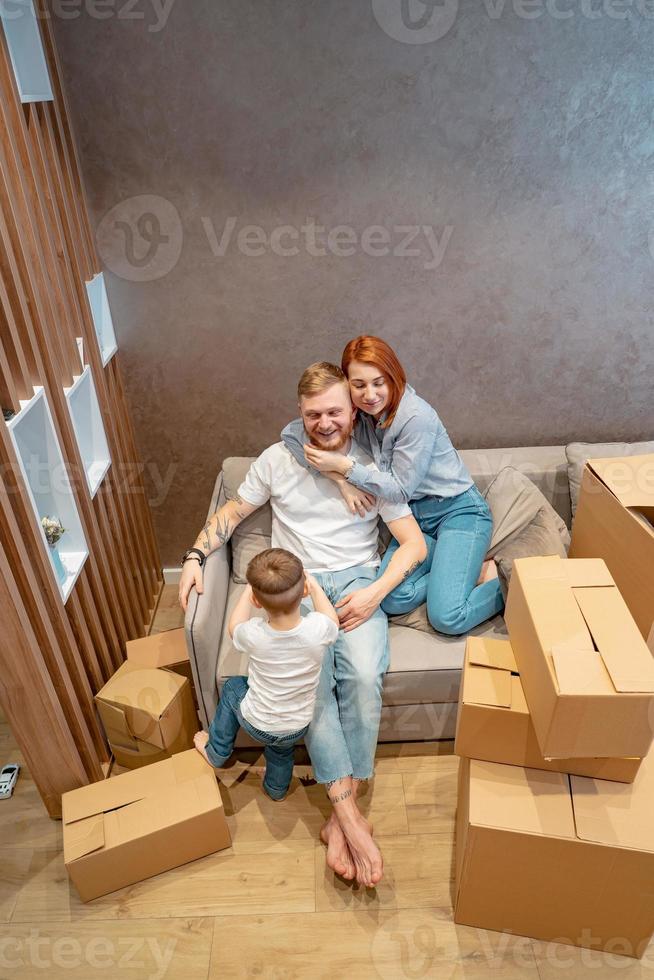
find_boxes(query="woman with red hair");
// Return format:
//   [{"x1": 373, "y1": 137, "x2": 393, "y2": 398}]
[{"x1": 282, "y1": 335, "x2": 503, "y2": 635}]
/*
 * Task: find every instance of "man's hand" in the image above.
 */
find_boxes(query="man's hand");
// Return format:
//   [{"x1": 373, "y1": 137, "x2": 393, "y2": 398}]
[
  {"x1": 335, "y1": 583, "x2": 383, "y2": 633},
  {"x1": 338, "y1": 482, "x2": 376, "y2": 518},
  {"x1": 303, "y1": 444, "x2": 351, "y2": 475},
  {"x1": 179, "y1": 559, "x2": 204, "y2": 612}
]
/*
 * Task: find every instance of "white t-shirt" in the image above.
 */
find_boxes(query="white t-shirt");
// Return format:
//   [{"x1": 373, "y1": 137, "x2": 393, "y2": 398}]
[
  {"x1": 237, "y1": 440, "x2": 410, "y2": 573},
  {"x1": 234, "y1": 612, "x2": 339, "y2": 733}
]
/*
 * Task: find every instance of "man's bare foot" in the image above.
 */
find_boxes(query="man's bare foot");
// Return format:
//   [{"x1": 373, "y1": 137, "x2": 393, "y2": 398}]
[
  {"x1": 320, "y1": 813, "x2": 355, "y2": 881},
  {"x1": 193, "y1": 731, "x2": 215, "y2": 767},
  {"x1": 338, "y1": 812, "x2": 383, "y2": 888},
  {"x1": 477, "y1": 558, "x2": 499, "y2": 586}
]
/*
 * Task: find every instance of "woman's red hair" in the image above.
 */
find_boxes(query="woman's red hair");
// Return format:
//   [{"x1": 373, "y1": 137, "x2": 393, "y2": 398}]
[{"x1": 341, "y1": 336, "x2": 407, "y2": 428}]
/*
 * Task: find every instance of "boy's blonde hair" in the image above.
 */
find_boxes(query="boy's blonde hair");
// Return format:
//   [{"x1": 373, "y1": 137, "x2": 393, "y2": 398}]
[
  {"x1": 246, "y1": 548, "x2": 305, "y2": 615},
  {"x1": 297, "y1": 362, "x2": 347, "y2": 401}
]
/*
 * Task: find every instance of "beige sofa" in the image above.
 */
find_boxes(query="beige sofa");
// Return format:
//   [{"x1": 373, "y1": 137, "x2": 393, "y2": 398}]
[{"x1": 184, "y1": 445, "x2": 574, "y2": 743}]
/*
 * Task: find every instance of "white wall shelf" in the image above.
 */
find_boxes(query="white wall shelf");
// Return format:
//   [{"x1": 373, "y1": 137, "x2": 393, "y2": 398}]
[
  {"x1": 64, "y1": 366, "x2": 111, "y2": 499},
  {"x1": 85, "y1": 273, "x2": 118, "y2": 366},
  {"x1": 6, "y1": 387, "x2": 88, "y2": 603},
  {"x1": 0, "y1": 0, "x2": 53, "y2": 103}
]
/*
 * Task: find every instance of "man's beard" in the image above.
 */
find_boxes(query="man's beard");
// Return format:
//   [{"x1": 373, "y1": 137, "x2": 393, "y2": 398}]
[{"x1": 309, "y1": 421, "x2": 353, "y2": 452}]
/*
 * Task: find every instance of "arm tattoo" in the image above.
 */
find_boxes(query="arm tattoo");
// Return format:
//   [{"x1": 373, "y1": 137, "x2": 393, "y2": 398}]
[
  {"x1": 229, "y1": 493, "x2": 250, "y2": 520},
  {"x1": 402, "y1": 560, "x2": 421, "y2": 581},
  {"x1": 214, "y1": 514, "x2": 233, "y2": 548},
  {"x1": 328, "y1": 788, "x2": 353, "y2": 804},
  {"x1": 201, "y1": 521, "x2": 212, "y2": 553}
]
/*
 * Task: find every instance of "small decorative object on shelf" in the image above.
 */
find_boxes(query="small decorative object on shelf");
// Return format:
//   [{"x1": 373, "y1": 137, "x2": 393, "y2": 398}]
[
  {"x1": 2, "y1": 408, "x2": 15, "y2": 422},
  {"x1": 42, "y1": 515, "x2": 67, "y2": 585}
]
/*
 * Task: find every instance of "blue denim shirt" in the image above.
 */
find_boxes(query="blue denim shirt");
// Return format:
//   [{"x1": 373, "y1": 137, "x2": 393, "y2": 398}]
[{"x1": 281, "y1": 384, "x2": 473, "y2": 504}]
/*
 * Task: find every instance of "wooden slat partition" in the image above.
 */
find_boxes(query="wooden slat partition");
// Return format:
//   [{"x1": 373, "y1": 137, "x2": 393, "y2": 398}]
[{"x1": 0, "y1": 2, "x2": 163, "y2": 818}]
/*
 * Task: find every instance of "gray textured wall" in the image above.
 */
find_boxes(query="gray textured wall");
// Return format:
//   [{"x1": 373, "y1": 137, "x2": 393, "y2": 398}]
[{"x1": 52, "y1": 0, "x2": 654, "y2": 566}]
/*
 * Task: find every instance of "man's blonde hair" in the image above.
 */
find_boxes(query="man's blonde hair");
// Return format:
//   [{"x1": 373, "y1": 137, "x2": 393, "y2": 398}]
[
  {"x1": 297, "y1": 361, "x2": 348, "y2": 400},
  {"x1": 246, "y1": 548, "x2": 305, "y2": 615}
]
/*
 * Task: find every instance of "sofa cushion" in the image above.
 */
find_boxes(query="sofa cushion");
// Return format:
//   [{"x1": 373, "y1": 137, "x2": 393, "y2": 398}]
[{"x1": 566, "y1": 441, "x2": 654, "y2": 517}]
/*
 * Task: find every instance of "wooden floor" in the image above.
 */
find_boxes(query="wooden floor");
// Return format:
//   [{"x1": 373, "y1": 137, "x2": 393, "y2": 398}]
[{"x1": 1, "y1": 586, "x2": 652, "y2": 978}]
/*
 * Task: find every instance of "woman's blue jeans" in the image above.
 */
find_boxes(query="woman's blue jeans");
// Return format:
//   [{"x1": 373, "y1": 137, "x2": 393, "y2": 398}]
[
  {"x1": 379, "y1": 485, "x2": 504, "y2": 635},
  {"x1": 206, "y1": 676, "x2": 308, "y2": 800}
]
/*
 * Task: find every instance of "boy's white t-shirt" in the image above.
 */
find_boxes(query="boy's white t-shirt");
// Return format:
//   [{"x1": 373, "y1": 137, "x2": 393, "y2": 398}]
[
  {"x1": 233, "y1": 612, "x2": 339, "y2": 733},
  {"x1": 237, "y1": 440, "x2": 410, "y2": 573}
]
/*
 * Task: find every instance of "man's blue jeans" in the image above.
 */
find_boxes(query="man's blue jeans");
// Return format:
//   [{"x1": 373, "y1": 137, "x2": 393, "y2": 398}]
[
  {"x1": 206, "y1": 676, "x2": 308, "y2": 800},
  {"x1": 304, "y1": 565, "x2": 389, "y2": 785},
  {"x1": 379, "y1": 486, "x2": 504, "y2": 634}
]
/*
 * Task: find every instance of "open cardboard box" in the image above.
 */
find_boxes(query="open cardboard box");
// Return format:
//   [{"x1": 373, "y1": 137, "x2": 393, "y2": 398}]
[
  {"x1": 504, "y1": 556, "x2": 654, "y2": 759},
  {"x1": 95, "y1": 661, "x2": 197, "y2": 770},
  {"x1": 126, "y1": 627, "x2": 196, "y2": 693},
  {"x1": 63, "y1": 749, "x2": 231, "y2": 902},
  {"x1": 454, "y1": 752, "x2": 654, "y2": 957},
  {"x1": 570, "y1": 454, "x2": 654, "y2": 642},
  {"x1": 455, "y1": 636, "x2": 641, "y2": 782}
]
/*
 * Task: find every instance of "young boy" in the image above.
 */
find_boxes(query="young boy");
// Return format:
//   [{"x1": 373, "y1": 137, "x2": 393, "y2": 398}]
[{"x1": 194, "y1": 547, "x2": 339, "y2": 801}]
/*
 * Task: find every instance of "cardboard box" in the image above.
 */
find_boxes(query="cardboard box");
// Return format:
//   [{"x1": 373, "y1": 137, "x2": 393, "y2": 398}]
[
  {"x1": 504, "y1": 556, "x2": 654, "y2": 759},
  {"x1": 126, "y1": 628, "x2": 194, "y2": 686},
  {"x1": 95, "y1": 661, "x2": 197, "y2": 769},
  {"x1": 455, "y1": 637, "x2": 642, "y2": 782},
  {"x1": 570, "y1": 455, "x2": 654, "y2": 642},
  {"x1": 454, "y1": 753, "x2": 654, "y2": 958},
  {"x1": 63, "y1": 749, "x2": 231, "y2": 902}
]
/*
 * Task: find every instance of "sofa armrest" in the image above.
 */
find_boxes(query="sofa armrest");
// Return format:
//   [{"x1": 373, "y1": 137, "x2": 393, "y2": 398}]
[{"x1": 184, "y1": 472, "x2": 231, "y2": 728}]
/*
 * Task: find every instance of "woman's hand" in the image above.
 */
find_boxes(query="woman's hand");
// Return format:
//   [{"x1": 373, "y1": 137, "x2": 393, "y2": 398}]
[
  {"x1": 179, "y1": 559, "x2": 204, "y2": 611},
  {"x1": 335, "y1": 584, "x2": 383, "y2": 633},
  {"x1": 303, "y1": 444, "x2": 351, "y2": 475},
  {"x1": 338, "y1": 481, "x2": 376, "y2": 518}
]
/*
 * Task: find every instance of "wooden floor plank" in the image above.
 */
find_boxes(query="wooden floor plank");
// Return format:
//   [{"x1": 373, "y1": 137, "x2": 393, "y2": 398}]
[
  {"x1": 208, "y1": 907, "x2": 542, "y2": 980},
  {"x1": 0, "y1": 916, "x2": 213, "y2": 979}
]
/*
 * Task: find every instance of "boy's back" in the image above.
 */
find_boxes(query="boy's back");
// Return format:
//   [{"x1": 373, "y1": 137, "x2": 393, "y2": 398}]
[{"x1": 233, "y1": 611, "x2": 338, "y2": 733}]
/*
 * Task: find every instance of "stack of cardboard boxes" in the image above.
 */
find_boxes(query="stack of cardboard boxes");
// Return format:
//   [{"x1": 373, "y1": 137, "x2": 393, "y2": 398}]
[
  {"x1": 63, "y1": 628, "x2": 232, "y2": 902},
  {"x1": 454, "y1": 455, "x2": 654, "y2": 960}
]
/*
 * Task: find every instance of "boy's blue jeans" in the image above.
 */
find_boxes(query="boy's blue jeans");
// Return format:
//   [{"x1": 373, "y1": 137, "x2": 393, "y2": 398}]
[
  {"x1": 379, "y1": 485, "x2": 504, "y2": 634},
  {"x1": 206, "y1": 676, "x2": 308, "y2": 800}
]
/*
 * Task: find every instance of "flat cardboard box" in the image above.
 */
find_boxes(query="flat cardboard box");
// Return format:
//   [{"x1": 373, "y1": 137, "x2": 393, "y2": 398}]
[
  {"x1": 570, "y1": 454, "x2": 654, "y2": 642},
  {"x1": 504, "y1": 556, "x2": 654, "y2": 759},
  {"x1": 126, "y1": 628, "x2": 195, "y2": 687},
  {"x1": 454, "y1": 753, "x2": 654, "y2": 958},
  {"x1": 63, "y1": 749, "x2": 231, "y2": 902},
  {"x1": 95, "y1": 661, "x2": 197, "y2": 770},
  {"x1": 455, "y1": 636, "x2": 641, "y2": 782}
]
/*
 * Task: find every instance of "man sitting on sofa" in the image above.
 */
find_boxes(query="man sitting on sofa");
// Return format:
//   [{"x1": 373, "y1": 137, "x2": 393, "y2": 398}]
[{"x1": 178, "y1": 362, "x2": 426, "y2": 888}]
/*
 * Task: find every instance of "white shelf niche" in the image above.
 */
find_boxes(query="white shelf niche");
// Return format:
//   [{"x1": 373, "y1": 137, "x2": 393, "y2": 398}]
[
  {"x1": 86, "y1": 272, "x2": 118, "y2": 366},
  {"x1": 6, "y1": 387, "x2": 88, "y2": 603},
  {"x1": 0, "y1": 0, "x2": 54, "y2": 103},
  {"x1": 64, "y1": 365, "x2": 111, "y2": 499}
]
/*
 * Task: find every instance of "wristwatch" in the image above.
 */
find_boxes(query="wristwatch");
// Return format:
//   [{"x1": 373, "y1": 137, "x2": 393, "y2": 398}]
[{"x1": 181, "y1": 547, "x2": 206, "y2": 568}]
